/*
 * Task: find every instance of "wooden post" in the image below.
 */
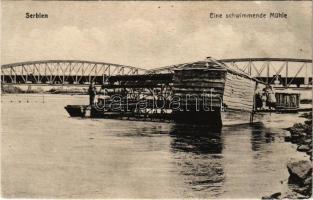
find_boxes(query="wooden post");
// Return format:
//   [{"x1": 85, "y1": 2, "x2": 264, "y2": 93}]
[
  {"x1": 37, "y1": 65, "x2": 40, "y2": 83},
  {"x1": 285, "y1": 61, "x2": 288, "y2": 87},
  {"x1": 266, "y1": 62, "x2": 270, "y2": 84},
  {"x1": 304, "y1": 63, "x2": 309, "y2": 85},
  {"x1": 250, "y1": 82, "x2": 258, "y2": 124}
]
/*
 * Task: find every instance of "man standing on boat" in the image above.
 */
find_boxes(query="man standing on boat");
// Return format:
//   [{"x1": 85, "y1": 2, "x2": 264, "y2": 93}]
[
  {"x1": 267, "y1": 86, "x2": 277, "y2": 110},
  {"x1": 262, "y1": 85, "x2": 277, "y2": 111},
  {"x1": 254, "y1": 84, "x2": 263, "y2": 110},
  {"x1": 88, "y1": 82, "x2": 97, "y2": 106}
]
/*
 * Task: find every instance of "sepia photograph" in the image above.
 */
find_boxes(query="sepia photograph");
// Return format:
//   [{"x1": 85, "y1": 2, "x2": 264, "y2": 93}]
[{"x1": 1, "y1": 1, "x2": 312, "y2": 199}]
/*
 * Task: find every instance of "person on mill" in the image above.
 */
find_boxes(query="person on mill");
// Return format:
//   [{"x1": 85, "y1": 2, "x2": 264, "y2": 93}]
[
  {"x1": 88, "y1": 82, "x2": 97, "y2": 106},
  {"x1": 261, "y1": 87, "x2": 268, "y2": 110},
  {"x1": 267, "y1": 85, "x2": 277, "y2": 110},
  {"x1": 254, "y1": 84, "x2": 263, "y2": 110}
]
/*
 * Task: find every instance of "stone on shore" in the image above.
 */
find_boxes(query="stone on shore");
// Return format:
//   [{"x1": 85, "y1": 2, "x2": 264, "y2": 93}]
[
  {"x1": 303, "y1": 138, "x2": 312, "y2": 145},
  {"x1": 292, "y1": 184, "x2": 312, "y2": 196},
  {"x1": 304, "y1": 177, "x2": 312, "y2": 186},
  {"x1": 261, "y1": 192, "x2": 281, "y2": 199},
  {"x1": 297, "y1": 144, "x2": 311, "y2": 152},
  {"x1": 300, "y1": 112, "x2": 312, "y2": 119},
  {"x1": 287, "y1": 160, "x2": 312, "y2": 185},
  {"x1": 282, "y1": 192, "x2": 307, "y2": 199},
  {"x1": 284, "y1": 132, "x2": 292, "y2": 142},
  {"x1": 306, "y1": 149, "x2": 312, "y2": 156}
]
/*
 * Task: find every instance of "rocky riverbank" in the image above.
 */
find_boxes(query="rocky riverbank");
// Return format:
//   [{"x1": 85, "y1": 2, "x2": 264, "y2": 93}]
[
  {"x1": 262, "y1": 112, "x2": 312, "y2": 199},
  {"x1": 286, "y1": 112, "x2": 312, "y2": 161}
]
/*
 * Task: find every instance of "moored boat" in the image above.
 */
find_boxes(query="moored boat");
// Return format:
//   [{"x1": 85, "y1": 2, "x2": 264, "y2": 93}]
[{"x1": 65, "y1": 57, "x2": 266, "y2": 128}]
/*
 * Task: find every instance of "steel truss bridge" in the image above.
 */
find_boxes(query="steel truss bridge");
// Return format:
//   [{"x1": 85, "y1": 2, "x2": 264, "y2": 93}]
[
  {"x1": 1, "y1": 58, "x2": 312, "y2": 87},
  {"x1": 150, "y1": 58, "x2": 312, "y2": 87},
  {"x1": 1, "y1": 60, "x2": 146, "y2": 85}
]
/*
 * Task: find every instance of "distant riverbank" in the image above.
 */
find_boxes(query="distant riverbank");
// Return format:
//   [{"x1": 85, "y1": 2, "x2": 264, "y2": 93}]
[{"x1": 1, "y1": 84, "x2": 88, "y2": 95}]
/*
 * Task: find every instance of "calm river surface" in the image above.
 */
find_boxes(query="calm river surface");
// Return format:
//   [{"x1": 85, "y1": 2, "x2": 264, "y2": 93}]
[{"x1": 1, "y1": 94, "x2": 309, "y2": 198}]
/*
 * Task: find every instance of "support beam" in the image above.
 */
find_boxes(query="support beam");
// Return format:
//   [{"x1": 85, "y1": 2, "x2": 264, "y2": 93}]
[
  {"x1": 305, "y1": 63, "x2": 309, "y2": 85},
  {"x1": 285, "y1": 61, "x2": 288, "y2": 87},
  {"x1": 266, "y1": 61, "x2": 270, "y2": 84}
]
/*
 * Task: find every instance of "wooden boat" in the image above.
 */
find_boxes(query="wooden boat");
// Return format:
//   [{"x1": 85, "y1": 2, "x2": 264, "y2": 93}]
[
  {"x1": 64, "y1": 105, "x2": 88, "y2": 117},
  {"x1": 65, "y1": 58, "x2": 266, "y2": 128},
  {"x1": 275, "y1": 89, "x2": 300, "y2": 113}
]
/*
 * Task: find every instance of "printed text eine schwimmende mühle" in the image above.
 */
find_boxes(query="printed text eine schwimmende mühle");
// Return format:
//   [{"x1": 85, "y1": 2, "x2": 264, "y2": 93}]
[{"x1": 209, "y1": 12, "x2": 287, "y2": 19}]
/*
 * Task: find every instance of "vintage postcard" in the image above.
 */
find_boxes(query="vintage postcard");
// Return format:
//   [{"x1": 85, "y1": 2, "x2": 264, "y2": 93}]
[{"x1": 1, "y1": 1, "x2": 312, "y2": 199}]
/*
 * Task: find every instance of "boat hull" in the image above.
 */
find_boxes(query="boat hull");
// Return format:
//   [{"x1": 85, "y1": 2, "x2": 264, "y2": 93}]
[{"x1": 65, "y1": 105, "x2": 263, "y2": 128}]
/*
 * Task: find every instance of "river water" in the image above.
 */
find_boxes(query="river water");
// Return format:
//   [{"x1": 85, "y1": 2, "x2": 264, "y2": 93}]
[{"x1": 1, "y1": 94, "x2": 309, "y2": 198}]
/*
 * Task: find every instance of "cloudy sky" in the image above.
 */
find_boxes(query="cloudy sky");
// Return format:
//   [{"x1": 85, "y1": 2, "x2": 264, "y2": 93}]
[{"x1": 1, "y1": 1, "x2": 312, "y2": 69}]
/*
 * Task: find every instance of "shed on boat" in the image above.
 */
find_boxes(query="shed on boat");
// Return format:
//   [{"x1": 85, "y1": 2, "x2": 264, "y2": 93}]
[{"x1": 275, "y1": 89, "x2": 300, "y2": 112}]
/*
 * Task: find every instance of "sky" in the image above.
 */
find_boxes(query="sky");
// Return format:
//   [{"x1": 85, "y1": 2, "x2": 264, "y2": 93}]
[{"x1": 1, "y1": 1, "x2": 312, "y2": 69}]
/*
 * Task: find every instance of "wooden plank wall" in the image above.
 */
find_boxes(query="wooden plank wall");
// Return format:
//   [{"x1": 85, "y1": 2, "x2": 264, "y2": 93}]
[
  {"x1": 223, "y1": 72, "x2": 256, "y2": 112},
  {"x1": 173, "y1": 69, "x2": 227, "y2": 109}
]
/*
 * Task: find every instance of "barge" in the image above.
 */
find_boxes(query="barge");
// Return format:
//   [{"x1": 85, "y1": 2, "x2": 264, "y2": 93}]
[{"x1": 65, "y1": 58, "x2": 266, "y2": 128}]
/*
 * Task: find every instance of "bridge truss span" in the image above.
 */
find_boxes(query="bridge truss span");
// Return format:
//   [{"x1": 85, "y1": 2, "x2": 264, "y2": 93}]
[
  {"x1": 1, "y1": 60, "x2": 147, "y2": 85},
  {"x1": 149, "y1": 58, "x2": 312, "y2": 87}
]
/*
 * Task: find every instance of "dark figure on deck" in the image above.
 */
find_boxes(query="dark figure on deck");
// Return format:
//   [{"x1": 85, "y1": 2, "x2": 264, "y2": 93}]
[
  {"x1": 254, "y1": 88, "x2": 263, "y2": 110},
  {"x1": 254, "y1": 83, "x2": 263, "y2": 110},
  {"x1": 88, "y1": 83, "x2": 97, "y2": 106}
]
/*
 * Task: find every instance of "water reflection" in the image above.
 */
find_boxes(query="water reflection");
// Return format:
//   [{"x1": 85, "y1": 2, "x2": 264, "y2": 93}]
[
  {"x1": 169, "y1": 125, "x2": 224, "y2": 196},
  {"x1": 250, "y1": 123, "x2": 276, "y2": 152},
  {"x1": 170, "y1": 124, "x2": 223, "y2": 154}
]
